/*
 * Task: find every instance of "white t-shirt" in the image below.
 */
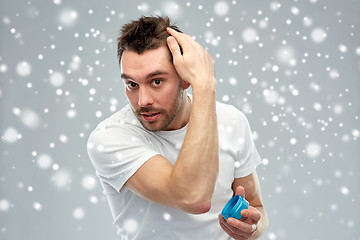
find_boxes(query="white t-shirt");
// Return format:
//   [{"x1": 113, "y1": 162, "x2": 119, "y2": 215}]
[{"x1": 87, "y1": 98, "x2": 262, "y2": 240}]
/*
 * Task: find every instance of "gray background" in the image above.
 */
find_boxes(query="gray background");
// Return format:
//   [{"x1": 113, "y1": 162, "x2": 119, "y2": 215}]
[{"x1": 1, "y1": 0, "x2": 359, "y2": 239}]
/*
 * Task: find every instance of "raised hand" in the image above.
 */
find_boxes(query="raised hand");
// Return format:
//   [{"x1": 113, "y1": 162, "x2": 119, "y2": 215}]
[{"x1": 166, "y1": 27, "x2": 216, "y2": 91}]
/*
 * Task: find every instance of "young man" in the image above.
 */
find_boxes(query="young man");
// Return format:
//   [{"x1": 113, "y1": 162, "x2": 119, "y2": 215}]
[{"x1": 87, "y1": 16, "x2": 268, "y2": 239}]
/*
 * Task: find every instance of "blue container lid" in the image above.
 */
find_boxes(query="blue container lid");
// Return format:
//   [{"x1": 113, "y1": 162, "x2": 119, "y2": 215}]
[{"x1": 221, "y1": 195, "x2": 249, "y2": 220}]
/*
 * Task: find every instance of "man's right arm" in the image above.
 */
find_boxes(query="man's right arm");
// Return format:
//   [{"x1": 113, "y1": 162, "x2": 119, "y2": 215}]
[{"x1": 124, "y1": 29, "x2": 219, "y2": 214}]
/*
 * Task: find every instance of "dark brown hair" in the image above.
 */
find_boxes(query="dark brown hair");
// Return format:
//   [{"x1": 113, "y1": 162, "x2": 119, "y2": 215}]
[{"x1": 117, "y1": 16, "x2": 182, "y2": 64}]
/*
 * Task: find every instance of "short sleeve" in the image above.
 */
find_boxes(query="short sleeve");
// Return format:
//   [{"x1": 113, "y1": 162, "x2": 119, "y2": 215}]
[
  {"x1": 233, "y1": 109, "x2": 262, "y2": 178},
  {"x1": 87, "y1": 121, "x2": 160, "y2": 192}
]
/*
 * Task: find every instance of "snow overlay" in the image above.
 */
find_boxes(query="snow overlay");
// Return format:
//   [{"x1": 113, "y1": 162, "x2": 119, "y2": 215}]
[{"x1": 0, "y1": 1, "x2": 359, "y2": 240}]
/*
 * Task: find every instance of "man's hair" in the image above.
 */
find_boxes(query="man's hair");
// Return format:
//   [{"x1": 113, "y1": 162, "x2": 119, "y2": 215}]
[{"x1": 117, "y1": 16, "x2": 182, "y2": 64}]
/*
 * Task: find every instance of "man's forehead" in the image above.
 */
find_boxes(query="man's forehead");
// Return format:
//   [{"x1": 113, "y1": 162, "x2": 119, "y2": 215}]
[
  {"x1": 120, "y1": 46, "x2": 173, "y2": 76},
  {"x1": 121, "y1": 45, "x2": 172, "y2": 63}
]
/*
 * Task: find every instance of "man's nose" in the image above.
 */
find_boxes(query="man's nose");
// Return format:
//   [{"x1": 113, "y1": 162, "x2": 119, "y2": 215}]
[{"x1": 138, "y1": 87, "x2": 154, "y2": 107}]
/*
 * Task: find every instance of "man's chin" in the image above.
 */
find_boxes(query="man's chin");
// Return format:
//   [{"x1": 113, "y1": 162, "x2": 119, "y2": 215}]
[{"x1": 140, "y1": 122, "x2": 166, "y2": 132}]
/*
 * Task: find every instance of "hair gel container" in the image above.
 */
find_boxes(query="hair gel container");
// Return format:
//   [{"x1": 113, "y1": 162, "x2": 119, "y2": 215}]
[{"x1": 221, "y1": 195, "x2": 249, "y2": 220}]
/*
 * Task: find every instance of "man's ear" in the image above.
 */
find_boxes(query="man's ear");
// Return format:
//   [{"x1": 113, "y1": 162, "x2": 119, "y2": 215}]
[{"x1": 182, "y1": 80, "x2": 191, "y2": 90}]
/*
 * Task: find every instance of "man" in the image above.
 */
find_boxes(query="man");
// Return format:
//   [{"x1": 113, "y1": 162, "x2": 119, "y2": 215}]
[{"x1": 87, "y1": 16, "x2": 268, "y2": 239}]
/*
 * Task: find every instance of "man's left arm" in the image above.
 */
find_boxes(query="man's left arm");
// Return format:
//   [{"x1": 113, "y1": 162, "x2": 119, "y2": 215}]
[{"x1": 219, "y1": 171, "x2": 269, "y2": 239}]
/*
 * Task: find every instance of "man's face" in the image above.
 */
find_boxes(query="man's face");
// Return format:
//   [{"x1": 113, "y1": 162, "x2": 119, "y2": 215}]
[{"x1": 120, "y1": 45, "x2": 187, "y2": 132}]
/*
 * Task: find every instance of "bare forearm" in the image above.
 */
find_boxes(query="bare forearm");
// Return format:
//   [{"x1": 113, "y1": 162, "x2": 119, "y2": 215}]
[{"x1": 170, "y1": 86, "x2": 219, "y2": 212}]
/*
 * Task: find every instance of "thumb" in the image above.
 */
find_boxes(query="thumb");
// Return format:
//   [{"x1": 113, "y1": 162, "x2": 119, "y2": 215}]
[
  {"x1": 235, "y1": 186, "x2": 245, "y2": 198},
  {"x1": 167, "y1": 36, "x2": 182, "y2": 63}
]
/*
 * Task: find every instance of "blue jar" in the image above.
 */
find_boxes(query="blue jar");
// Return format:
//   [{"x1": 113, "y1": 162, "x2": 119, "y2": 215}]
[{"x1": 221, "y1": 195, "x2": 249, "y2": 220}]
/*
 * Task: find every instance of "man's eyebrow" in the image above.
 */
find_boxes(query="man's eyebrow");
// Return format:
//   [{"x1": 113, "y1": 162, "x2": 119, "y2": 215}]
[
  {"x1": 121, "y1": 73, "x2": 132, "y2": 80},
  {"x1": 146, "y1": 70, "x2": 168, "y2": 79},
  {"x1": 121, "y1": 71, "x2": 168, "y2": 81}
]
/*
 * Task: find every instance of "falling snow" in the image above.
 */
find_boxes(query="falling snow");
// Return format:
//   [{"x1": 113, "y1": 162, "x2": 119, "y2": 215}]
[
  {"x1": 2, "y1": 128, "x2": 18, "y2": 143},
  {"x1": 123, "y1": 219, "x2": 138, "y2": 233},
  {"x1": 305, "y1": 142, "x2": 322, "y2": 158},
  {"x1": 162, "y1": 212, "x2": 172, "y2": 221},
  {"x1": 19, "y1": 108, "x2": 42, "y2": 129},
  {"x1": 15, "y1": 61, "x2": 32, "y2": 77},
  {"x1": 242, "y1": 28, "x2": 258, "y2": 44},
  {"x1": 49, "y1": 71, "x2": 65, "y2": 87},
  {"x1": 58, "y1": 8, "x2": 78, "y2": 27},
  {"x1": 310, "y1": 28, "x2": 327, "y2": 43},
  {"x1": 81, "y1": 175, "x2": 97, "y2": 190},
  {"x1": 73, "y1": 207, "x2": 85, "y2": 220},
  {"x1": 51, "y1": 170, "x2": 71, "y2": 188},
  {"x1": 214, "y1": 1, "x2": 229, "y2": 17},
  {"x1": 1, "y1": 1, "x2": 359, "y2": 240},
  {"x1": 36, "y1": 153, "x2": 53, "y2": 169},
  {"x1": 0, "y1": 199, "x2": 11, "y2": 212},
  {"x1": 33, "y1": 202, "x2": 43, "y2": 211}
]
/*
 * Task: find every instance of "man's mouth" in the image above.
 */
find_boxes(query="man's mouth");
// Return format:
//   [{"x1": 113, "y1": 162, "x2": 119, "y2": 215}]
[{"x1": 141, "y1": 112, "x2": 160, "y2": 122}]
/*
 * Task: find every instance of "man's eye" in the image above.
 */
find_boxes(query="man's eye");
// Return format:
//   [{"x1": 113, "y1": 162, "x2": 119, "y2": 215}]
[
  {"x1": 152, "y1": 79, "x2": 162, "y2": 86},
  {"x1": 126, "y1": 82, "x2": 138, "y2": 90}
]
